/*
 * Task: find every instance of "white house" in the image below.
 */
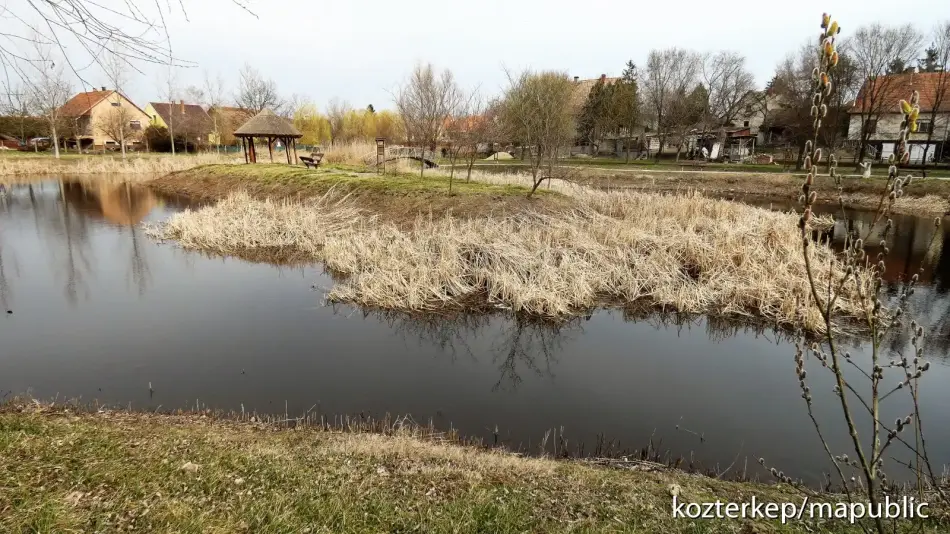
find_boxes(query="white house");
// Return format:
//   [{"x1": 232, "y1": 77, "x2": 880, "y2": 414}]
[{"x1": 848, "y1": 72, "x2": 950, "y2": 164}]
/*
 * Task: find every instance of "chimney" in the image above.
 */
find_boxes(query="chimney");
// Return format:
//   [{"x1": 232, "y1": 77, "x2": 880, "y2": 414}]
[
  {"x1": 101, "y1": 86, "x2": 106, "y2": 91},
  {"x1": 573, "y1": 76, "x2": 579, "y2": 83},
  {"x1": 180, "y1": 100, "x2": 185, "y2": 114},
  {"x1": 600, "y1": 74, "x2": 607, "y2": 82}
]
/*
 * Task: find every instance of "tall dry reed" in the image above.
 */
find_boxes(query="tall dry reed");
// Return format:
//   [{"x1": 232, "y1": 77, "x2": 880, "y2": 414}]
[
  {"x1": 0, "y1": 153, "x2": 239, "y2": 177},
  {"x1": 147, "y1": 188, "x2": 852, "y2": 332}
]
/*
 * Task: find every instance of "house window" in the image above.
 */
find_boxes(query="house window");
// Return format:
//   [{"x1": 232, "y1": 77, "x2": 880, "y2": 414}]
[
  {"x1": 129, "y1": 120, "x2": 142, "y2": 131},
  {"x1": 111, "y1": 102, "x2": 120, "y2": 107},
  {"x1": 743, "y1": 120, "x2": 750, "y2": 127},
  {"x1": 917, "y1": 120, "x2": 933, "y2": 134},
  {"x1": 866, "y1": 119, "x2": 878, "y2": 134}
]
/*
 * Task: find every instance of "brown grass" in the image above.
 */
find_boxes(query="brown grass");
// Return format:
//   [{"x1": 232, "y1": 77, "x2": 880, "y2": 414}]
[
  {"x1": 2, "y1": 400, "x2": 895, "y2": 533},
  {"x1": 0, "y1": 153, "x2": 240, "y2": 177},
  {"x1": 147, "y1": 187, "x2": 853, "y2": 332},
  {"x1": 580, "y1": 170, "x2": 950, "y2": 216}
]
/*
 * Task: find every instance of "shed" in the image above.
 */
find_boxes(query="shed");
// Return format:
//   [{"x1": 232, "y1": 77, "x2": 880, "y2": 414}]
[{"x1": 233, "y1": 108, "x2": 303, "y2": 164}]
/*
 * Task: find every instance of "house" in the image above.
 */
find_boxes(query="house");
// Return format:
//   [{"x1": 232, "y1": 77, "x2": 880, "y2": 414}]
[
  {"x1": 570, "y1": 74, "x2": 647, "y2": 156},
  {"x1": 848, "y1": 72, "x2": 950, "y2": 164},
  {"x1": 730, "y1": 89, "x2": 788, "y2": 146},
  {"x1": 59, "y1": 88, "x2": 150, "y2": 150},
  {"x1": 145, "y1": 101, "x2": 215, "y2": 146}
]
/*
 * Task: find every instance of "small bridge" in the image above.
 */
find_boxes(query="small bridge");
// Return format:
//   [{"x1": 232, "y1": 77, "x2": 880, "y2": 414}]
[{"x1": 363, "y1": 146, "x2": 439, "y2": 168}]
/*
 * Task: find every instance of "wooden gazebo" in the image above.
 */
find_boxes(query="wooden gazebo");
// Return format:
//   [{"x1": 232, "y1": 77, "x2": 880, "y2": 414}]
[{"x1": 233, "y1": 108, "x2": 303, "y2": 164}]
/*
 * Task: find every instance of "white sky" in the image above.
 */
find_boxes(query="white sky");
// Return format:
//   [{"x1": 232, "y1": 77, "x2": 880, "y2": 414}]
[{"x1": 39, "y1": 0, "x2": 950, "y2": 110}]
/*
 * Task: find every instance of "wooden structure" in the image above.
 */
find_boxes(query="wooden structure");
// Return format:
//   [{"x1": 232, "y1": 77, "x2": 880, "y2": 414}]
[{"x1": 233, "y1": 108, "x2": 303, "y2": 164}]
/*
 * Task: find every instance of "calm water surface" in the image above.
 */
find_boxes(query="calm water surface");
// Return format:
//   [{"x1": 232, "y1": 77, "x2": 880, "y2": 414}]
[{"x1": 2, "y1": 178, "x2": 950, "y2": 484}]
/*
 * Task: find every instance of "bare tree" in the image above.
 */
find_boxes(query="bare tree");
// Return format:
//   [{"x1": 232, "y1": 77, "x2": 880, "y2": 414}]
[
  {"x1": 236, "y1": 63, "x2": 283, "y2": 114},
  {"x1": 498, "y1": 69, "x2": 575, "y2": 197},
  {"x1": 326, "y1": 98, "x2": 352, "y2": 145},
  {"x1": 702, "y1": 51, "x2": 755, "y2": 155},
  {"x1": 202, "y1": 71, "x2": 227, "y2": 151},
  {"x1": 26, "y1": 41, "x2": 72, "y2": 159},
  {"x1": 920, "y1": 21, "x2": 950, "y2": 173},
  {"x1": 0, "y1": 2, "x2": 253, "y2": 96},
  {"x1": 1, "y1": 83, "x2": 37, "y2": 144},
  {"x1": 157, "y1": 66, "x2": 180, "y2": 155},
  {"x1": 848, "y1": 23, "x2": 923, "y2": 168},
  {"x1": 395, "y1": 63, "x2": 462, "y2": 177},
  {"x1": 644, "y1": 48, "x2": 701, "y2": 160},
  {"x1": 102, "y1": 46, "x2": 131, "y2": 158},
  {"x1": 96, "y1": 106, "x2": 142, "y2": 154}
]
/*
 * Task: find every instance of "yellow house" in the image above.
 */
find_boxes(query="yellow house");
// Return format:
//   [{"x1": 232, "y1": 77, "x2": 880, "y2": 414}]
[
  {"x1": 145, "y1": 101, "x2": 216, "y2": 146},
  {"x1": 59, "y1": 88, "x2": 150, "y2": 149}
]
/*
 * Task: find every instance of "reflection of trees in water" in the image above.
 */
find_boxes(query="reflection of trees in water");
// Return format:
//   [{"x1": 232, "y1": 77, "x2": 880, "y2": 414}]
[
  {"x1": 350, "y1": 308, "x2": 583, "y2": 391},
  {"x1": 490, "y1": 317, "x2": 579, "y2": 391},
  {"x1": 56, "y1": 181, "x2": 93, "y2": 305},
  {"x1": 0, "y1": 180, "x2": 159, "y2": 306}
]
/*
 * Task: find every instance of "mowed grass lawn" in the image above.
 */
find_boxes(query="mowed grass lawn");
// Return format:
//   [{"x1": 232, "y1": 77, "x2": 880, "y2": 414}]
[{"x1": 0, "y1": 403, "x2": 924, "y2": 533}]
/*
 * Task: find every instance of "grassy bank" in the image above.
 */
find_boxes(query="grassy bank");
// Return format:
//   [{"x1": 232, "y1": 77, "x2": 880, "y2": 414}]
[
  {"x1": 146, "y1": 164, "x2": 854, "y2": 332},
  {"x1": 0, "y1": 401, "x2": 926, "y2": 533},
  {"x1": 149, "y1": 164, "x2": 568, "y2": 224},
  {"x1": 0, "y1": 152, "x2": 239, "y2": 177}
]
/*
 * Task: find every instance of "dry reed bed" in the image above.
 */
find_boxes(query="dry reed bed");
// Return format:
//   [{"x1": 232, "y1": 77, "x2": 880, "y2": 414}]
[
  {"x1": 147, "y1": 189, "x2": 855, "y2": 332},
  {"x1": 0, "y1": 153, "x2": 239, "y2": 177}
]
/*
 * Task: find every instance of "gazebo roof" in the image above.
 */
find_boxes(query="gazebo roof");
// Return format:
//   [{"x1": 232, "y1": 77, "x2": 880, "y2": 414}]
[{"x1": 233, "y1": 108, "x2": 302, "y2": 138}]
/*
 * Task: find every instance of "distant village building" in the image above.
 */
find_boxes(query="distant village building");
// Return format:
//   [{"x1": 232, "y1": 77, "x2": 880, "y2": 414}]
[
  {"x1": 145, "y1": 101, "x2": 215, "y2": 147},
  {"x1": 570, "y1": 74, "x2": 647, "y2": 156},
  {"x1": 848, "y1": 72, "x2": 949, "y2": 164},
  {"x1": 59, "y1": 88, "x2": 150, "y2": 150}
]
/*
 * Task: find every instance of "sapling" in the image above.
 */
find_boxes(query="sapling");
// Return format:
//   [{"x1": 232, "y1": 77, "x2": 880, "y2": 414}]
[{"x1": 775, "y1": 11, "x2": 947, "y2": 533}]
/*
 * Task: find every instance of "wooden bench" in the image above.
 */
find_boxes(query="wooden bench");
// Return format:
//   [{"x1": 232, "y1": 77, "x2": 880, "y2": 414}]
[
  {"x1": 299, "y1": 152, "x2": 324, "y2": 169},
  {"x1": 678, "y1": 161, "x2": 708, "y2": 171}
]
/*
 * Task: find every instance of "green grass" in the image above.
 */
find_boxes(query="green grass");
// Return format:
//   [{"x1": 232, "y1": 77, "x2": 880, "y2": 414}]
[
  {"x1": 2, "y1": 403, "x2": 931, "y2": 533},
  {"x1": 464, "y1": 157, "x2": 950, "y2": 178},
  {"x1": 189, "y1": 163, "x2": 544, "y2": 197}
]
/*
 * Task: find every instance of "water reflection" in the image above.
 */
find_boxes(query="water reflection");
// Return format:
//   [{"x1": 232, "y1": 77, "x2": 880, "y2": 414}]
[
  {"x1": 0, "y1": 180, "x2": 159, "y2": 303},
  {"x1": 3, "y1": 179, "x2": 950, "y2": 484}
]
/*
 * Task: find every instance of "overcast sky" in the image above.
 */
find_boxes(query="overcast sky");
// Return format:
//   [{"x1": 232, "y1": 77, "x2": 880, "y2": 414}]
[{"x1": 51, "y1": 0, "x2": 950, "y2": 109}]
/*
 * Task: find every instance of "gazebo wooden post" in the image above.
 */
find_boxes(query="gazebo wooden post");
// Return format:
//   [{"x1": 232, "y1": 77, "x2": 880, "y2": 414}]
[
  {"x1": 284, "y1": 137, "x2": 292, "y2": 165},
  {"x1": 242, "y1": 137, "x2": 248, "y2": 164},
  {"x1": 249, "y1": 137, "x2": 256, "y2": 163},
  {"x1": 292, "y1": 139, "x2": 298, "y2": 165},
  {"x1": 268, "y1": 137, "x2": 274, "y2": 163}
]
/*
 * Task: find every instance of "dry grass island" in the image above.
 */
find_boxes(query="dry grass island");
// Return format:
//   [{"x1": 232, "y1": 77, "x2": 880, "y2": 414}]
[
  {"x1": 145, "y1": 162, "x2": 859, "y2": 333},
  {"x1": 4, "y1": 400, "x2": 941, "y2": 534}
]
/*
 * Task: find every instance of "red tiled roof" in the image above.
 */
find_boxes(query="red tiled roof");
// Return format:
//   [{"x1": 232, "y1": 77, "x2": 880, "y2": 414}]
[
  {"x1": 149, "y1": 102, "x2": 214, "y2": 134},
  {"x1": 571, "y1": 76, "x2": 620, "y2": 110},
  {"x1": 59, "y1": 90, "x2": 113, "y2": 117},
  {"x1": 851, "y1": 72, "x2": 950, "y2": 114}
]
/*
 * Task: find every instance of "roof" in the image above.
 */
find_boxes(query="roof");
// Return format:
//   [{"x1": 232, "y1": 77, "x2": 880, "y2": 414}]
[
  {"x1": 233, "y1": 108, "x2": 302, "y2": 138},
  {"x1": 59, "y1": 90, "x2": 114, "y2": 117},
  {"x1": 851, "y1": 72, "x2": 950, "y2": 114},
  {"x1": 571, "y1": 76, "x2": 620, "y2": 110},
  {"x1": 149, "y1": 102, "x2": 214, "y2": 134}
]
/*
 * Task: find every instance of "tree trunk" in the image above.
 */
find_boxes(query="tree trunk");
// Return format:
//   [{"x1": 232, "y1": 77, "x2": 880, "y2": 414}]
[
  {"x1": 169, "y1": 120, "x2": 176, "y2": 155},
  {"x1": 51, "y1": 123, "x2": 60, "y2": 159},
  {"x1": 120, "y1": 130, "x2": 127, "y2": 159}
]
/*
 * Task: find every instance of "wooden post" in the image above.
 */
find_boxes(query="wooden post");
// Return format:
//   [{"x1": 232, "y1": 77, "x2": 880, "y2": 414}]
[
  {"x1": 268, "y1": 137, "x2": 274, "y2": 163},
  {"x1": 292, "y1": 139, "x2": 298, "y2": 165},
  {"x1": 250, "y1": 138, "x2": 256, "y2": 163},
  {"x1": 242, "y1": 137, "x2": 248, "y2": 164},
  {"x1": 285, "y1": 137, "x2": 292, "y2": 165}
]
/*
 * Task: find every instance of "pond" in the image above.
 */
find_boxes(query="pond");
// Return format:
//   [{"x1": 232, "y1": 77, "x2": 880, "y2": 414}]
[{"x1": 2, "y1": 178, "x2": 950, "y2": 485}]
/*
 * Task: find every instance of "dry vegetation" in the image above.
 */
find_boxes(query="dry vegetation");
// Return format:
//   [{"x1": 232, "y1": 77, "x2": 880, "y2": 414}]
[
  {"x1": 0, "y1": 400, "x2": 911, "y2": 534},
  {"x1": 578, "y1": 169, "x2": 950, "y2": 216},
  {"x1": 0, "y1": 152, "x2": 240, "y2": 177},
  {"x1": 147, "y1": 175, "x2": 855, "y2": 331}
]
